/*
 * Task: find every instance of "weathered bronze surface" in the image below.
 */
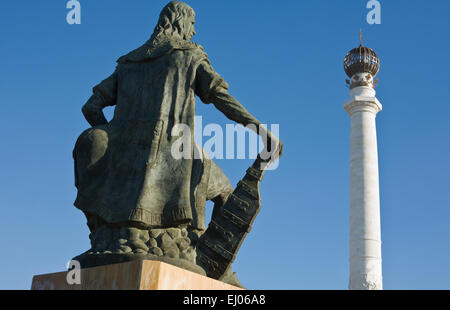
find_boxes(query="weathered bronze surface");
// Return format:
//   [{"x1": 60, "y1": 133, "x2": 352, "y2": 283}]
[{"x1": 72, "y1": 1, "x2": 282, "y2": 288}]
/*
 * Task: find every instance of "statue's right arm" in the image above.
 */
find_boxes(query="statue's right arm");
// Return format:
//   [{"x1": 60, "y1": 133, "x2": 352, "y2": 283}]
[
  {"x1": 82, "y1": 70, "x2": 118, "y2": 127},
  {"x1": 209, "y1": 86, "x2": 283, "y2": 159},
  {"x1": 195, "y1": 60, "x2": 262, "y2": 128},
  {"x1": 195, "y1": 60, "x2": 283, "y2": 158}
]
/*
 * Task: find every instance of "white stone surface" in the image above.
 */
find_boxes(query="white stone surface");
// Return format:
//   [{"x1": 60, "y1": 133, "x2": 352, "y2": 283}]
[{"x1": 344, "y1": 86, "x2": 383, "y2": 290}]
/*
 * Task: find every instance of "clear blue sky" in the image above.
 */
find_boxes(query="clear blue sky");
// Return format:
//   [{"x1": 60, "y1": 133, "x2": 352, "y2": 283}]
[{"x1": 0, "y1": 0, "x2": 449, "y2": 290}]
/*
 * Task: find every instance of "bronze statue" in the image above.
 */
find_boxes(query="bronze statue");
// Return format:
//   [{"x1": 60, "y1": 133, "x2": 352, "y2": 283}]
[{"x1": 72, "y1": 1, "x2": 282, "y2": 287}]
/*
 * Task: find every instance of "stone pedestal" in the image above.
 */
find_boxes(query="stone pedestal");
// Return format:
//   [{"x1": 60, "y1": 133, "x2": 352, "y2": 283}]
[{"x1": 31, "y1": 260, "x2": 242, "y2": 290}]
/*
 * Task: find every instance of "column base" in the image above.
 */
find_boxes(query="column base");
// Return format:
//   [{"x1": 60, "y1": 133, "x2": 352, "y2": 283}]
[{"x1": 349, "y1": 274, "x2": 383, "y2": 290}]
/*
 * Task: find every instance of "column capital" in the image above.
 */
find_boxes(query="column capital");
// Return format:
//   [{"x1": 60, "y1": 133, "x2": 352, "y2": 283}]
[{"x1": 344, "y1": 97, "x2": 382, "y2": 117}]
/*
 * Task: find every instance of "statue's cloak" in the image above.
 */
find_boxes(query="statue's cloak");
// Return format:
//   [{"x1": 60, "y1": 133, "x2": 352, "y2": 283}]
[{"x1": 73, "y1": 39, "x2": 230, "y2": 229}]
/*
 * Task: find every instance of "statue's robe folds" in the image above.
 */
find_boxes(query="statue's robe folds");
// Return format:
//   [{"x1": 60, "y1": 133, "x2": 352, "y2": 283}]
[{"x1": 73, "y1": 40, "x2": 236, "y2": 230}]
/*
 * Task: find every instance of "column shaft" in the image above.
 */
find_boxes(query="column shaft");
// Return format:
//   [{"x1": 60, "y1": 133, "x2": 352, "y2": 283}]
[{"x1": 348, "y1": 104, "x2": 382, "y2": 290}]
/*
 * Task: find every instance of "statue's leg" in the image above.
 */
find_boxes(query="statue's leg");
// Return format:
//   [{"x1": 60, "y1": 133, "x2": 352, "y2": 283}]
[
  {"x1": 73, "y1": 125, "x2": 115, "y2": 256},
  {"x1": 73, "y1": 130, "x2": 205, "y2": 274},
  {"x1": 73, "y1": 125, "x2": 109, "y2": 188},
  {"x1": 206, "y1": 159, "x2": 234, "y2": 213}
]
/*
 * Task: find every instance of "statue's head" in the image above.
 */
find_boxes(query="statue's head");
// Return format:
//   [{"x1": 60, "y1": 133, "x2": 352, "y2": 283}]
[{"x1": 150, "y1": 1, "x2": 196, "y2": 42}]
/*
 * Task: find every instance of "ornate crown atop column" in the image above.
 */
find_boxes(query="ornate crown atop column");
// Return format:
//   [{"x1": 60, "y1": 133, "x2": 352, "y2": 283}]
[{"x1": 344, "y1": 32, "x2": 380, "y2": 89}]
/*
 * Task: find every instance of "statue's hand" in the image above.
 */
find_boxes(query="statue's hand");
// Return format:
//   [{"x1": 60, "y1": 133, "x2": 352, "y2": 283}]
[{"x1": 260, "y1": 133, "x2": 283, "y2": 162}]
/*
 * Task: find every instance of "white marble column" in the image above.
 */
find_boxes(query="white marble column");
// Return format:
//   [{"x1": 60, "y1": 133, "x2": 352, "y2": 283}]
[{"x1": 344, "y1": 85, "x2": 383, "y2": 290}]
